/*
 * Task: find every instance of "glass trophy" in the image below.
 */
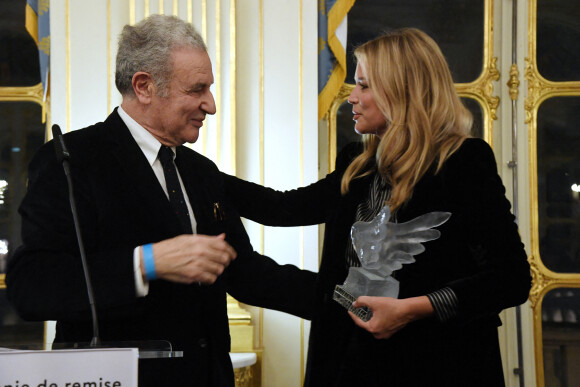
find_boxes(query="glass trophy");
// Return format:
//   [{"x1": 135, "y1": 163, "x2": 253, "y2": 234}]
[{"x1": 333, "y1": 205, "x2": 451, "y2": 321}]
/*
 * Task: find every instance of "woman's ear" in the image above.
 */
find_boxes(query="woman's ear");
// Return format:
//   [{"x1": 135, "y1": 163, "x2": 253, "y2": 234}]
[{"x1": 132, "y1": 72, "x2": 155, "y2": 104}]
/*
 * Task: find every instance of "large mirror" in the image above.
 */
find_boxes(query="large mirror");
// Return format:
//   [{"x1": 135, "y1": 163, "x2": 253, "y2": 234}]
[
  {"x1": 537, "y1": 97, "x2": 580, "y2": 274},
  {"x1": 344, "y1": 0, "x2": 484, "y2": 84},
  {"x1": 0, "y1": 101, "x2": 46, "y2": 345},
  {"x1": 537, "y1": 0, "x2": 580, "y2": 82},
  {"x1": 0, "y1": 0, "x2": 47, "y2": 345},
  {"x1": 542, "y1": 287, "x2": 580, "y2": 386}
]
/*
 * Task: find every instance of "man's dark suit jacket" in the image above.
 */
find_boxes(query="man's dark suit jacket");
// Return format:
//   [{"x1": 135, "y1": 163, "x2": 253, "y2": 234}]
[
  {"x1": 6, "y1": 109, "x2": 315, "y2": 387},
  {"x1": 224, "y1": 138, "x2": 532, "y2": 387}
]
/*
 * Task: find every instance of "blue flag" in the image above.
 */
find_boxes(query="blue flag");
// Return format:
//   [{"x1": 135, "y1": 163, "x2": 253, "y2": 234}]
[
  {"x1": 318, "y1": 0, "x2": 354, "y2": 120},
  {"x1": 26, "y1": 0, "x2": 50, "y2": 101}
]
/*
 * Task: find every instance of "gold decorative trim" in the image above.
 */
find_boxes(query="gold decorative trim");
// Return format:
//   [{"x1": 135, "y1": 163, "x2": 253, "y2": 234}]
[
  {"x1": 202, "y1": 0, "x2": 207, "y2": 41},
  {"x1": 107, "y1": 0, "x2": 112, "y2": 114},
  {"x1": 328, "y1": 83, "x2": 353, "y2": 171},
  {"x1": 299, "y1": 1, "x2": 305, "y2": 381},
  {"x1": 0, "y1": 274, "x2": 5, "y2": 289},
  {"x1": 230, "y1": 0, "x2": 236, "y2": 173},
  {"x1": 524, "y1": 58, "x2": 580, "y2": 124},
  {"x1": 233, "y1": 365, "x2": 253, "y2": 387},
  {"x1": 130, "y1": 0, "x2": 135, "y2": 25},
  {"x1": 66, "y1": 0, "x2": 70, "y2": 132},
  {"x1": 4, "y1": 75, "x2": 49, "y2": 124},
  {"x1": 258, "y1": 0, "x2": 265, "y2": 353},
  {"x1": 528, "y1": 258, "x2": 555, "y2": 308},
  {"x1": 259, "y1": 0, "x2": 264, "y2": 188},
  {"x1": 215, "y1": 0, "x2": 221, "y2": 164},
  {"x1": 318, "y1": 0, "x2": 356, "y2": 120},
  {"x1": 327, "y1": 0, "x2": 497, "y2": 171},
  {"x1": 529, "y1": 259, "x2": 580, "y2": 309},
  {"x1": 454, "y1": 0, "x2": 497, "y2": 146},
  {"x1": 455, "y1": 55, "x2": 500, "y2": 132},
  {"x1": 0, "y1": 84, "x2": 45, "y2": 105},
  {"x1": 187, "y1": 0, "x2": 192, "y2": 23},
  {"x1": 201, "y1": 0, "x2": 208, "y2": 154},
  {"x1": 507, "y1": 63, "x2": 520, "y2": 101}
]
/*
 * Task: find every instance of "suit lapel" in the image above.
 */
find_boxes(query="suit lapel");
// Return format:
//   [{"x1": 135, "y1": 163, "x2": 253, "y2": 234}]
[{"x1": 100, "y1": 111, "x2": 183, "y2": 236}]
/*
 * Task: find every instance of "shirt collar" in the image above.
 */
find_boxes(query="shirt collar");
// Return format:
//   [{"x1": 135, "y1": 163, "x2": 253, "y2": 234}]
[{"x1": 117, "y1": 106, "x2": 175, "y2": 165}]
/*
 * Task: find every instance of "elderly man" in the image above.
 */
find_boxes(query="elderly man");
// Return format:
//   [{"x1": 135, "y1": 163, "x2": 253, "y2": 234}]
[{"x1": 6, "y1": 15, "x2": 314, "y2": 387}]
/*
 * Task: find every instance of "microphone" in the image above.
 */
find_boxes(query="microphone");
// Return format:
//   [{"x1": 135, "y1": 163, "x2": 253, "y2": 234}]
[{"x1": 52, "y1": 124, "x2": 100, "y2": 348}]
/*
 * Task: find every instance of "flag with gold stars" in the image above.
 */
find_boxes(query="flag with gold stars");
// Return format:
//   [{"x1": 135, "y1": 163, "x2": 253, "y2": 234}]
[
  {"x1": 318, "y1": 0, "x2": 354, "y2": 120},
  {"x1": 25, "y1": 0, "x2": 50, "y2": 101}
]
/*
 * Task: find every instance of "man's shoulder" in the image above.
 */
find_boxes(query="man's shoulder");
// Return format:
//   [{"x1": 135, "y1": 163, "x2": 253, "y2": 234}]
[
  {"x1": 177, "y1": 145, "x2": 219, "y2": 170},
  {"x1": 65, "y1": 111, "x2": 122, "y2": 143}
]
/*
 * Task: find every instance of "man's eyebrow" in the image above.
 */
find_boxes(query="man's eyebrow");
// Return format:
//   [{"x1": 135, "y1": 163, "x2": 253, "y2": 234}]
[{"x1": 187, "y1": 82, "x2": 211, "y2": 91}]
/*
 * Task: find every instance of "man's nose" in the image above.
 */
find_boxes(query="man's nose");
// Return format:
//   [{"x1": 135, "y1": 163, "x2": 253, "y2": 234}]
[{"x1": 203, "y1": 91, "x2": 217, "y2": 115}]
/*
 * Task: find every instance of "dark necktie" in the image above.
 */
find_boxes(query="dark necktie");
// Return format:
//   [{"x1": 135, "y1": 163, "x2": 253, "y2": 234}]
[{"x1": 158, "y1": 146, "x2": 193, "y2": 234}]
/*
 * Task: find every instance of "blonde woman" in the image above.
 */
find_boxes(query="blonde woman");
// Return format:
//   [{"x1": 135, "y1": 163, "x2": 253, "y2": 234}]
[{"x1": 224, "y1": 28, "x2": 531, "y2": 386}]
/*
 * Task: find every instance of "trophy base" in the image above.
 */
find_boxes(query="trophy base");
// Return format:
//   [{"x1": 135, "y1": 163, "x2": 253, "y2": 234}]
[{"x1": 333, "y1": 285, "x2": 373, "y2": 322}]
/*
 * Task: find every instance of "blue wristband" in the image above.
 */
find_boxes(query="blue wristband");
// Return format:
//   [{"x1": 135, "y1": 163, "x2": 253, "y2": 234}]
[{"x1": 142, "y1": 243, "x2": 157, "y2": 280}]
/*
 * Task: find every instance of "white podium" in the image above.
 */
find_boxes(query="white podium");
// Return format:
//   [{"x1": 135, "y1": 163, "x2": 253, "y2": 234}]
[
  {"x1": 0, "y1": 348, "x2": 139, "y2": 387},
  {"x1": 0, "y1": 341, "x2": 183, "y2": 387}
]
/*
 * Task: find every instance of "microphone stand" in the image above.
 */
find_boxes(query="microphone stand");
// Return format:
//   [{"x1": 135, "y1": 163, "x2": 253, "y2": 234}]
[{"x1": 52, "y1": 124, "x2": 100, "y2": 348}]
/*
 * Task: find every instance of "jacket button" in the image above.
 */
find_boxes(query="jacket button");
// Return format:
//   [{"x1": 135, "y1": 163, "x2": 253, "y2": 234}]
[{"x1": 199, "y1": 338, "x2": 208, "y2": 348}]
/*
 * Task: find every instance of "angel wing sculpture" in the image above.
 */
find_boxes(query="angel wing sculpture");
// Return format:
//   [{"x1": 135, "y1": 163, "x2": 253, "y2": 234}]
[{"x1": 333, "y1": 205, "x2": 451, "y2": 321}]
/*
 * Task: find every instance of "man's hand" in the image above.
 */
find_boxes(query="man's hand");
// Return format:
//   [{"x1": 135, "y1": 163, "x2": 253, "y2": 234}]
[
  {"x1": 348, "y1": 296, "x2": 433, "y2": 339},
  {"x1": 142, "y1": 233, "x2": 237, "y2": 284}
]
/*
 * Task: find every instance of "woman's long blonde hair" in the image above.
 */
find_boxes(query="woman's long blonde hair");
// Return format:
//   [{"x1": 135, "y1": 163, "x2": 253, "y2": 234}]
[{"x1": 341, "y1": 28, "x2": 472, "y2": 212}]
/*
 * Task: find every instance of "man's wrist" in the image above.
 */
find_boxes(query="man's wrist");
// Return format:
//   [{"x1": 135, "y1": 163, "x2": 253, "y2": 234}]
[{"x1": 142, "y1": 243, "x2": 157, "y2": 280}]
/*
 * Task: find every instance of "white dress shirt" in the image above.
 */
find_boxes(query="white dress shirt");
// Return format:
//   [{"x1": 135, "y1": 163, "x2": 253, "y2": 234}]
[{"x1": 118, "y1": 106, "x2": 197, "y2": 296}]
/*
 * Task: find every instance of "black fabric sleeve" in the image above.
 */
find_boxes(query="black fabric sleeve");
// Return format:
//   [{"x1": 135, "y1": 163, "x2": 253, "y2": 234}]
[
  {"x1": 222, "y1": 141, "x2": 363, "y2": 227},
  {"x1": 214, "y1": 172, "x2": 317, "y2": 320},
  {"x1": 6, "y1": 142, "x2": 138, "y2": 322},
  {"x1": 440, "y1": 139, "x2": 531, "y2": 323}
]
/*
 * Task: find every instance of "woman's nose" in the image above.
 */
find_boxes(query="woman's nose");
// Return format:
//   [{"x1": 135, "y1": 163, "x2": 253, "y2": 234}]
[{"x1": 347, "y1": 91, "x2": 358, "y2": 105}]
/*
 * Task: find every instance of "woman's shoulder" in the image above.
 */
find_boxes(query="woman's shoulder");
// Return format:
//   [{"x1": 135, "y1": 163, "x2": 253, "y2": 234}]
[
  {"x1": 454, "y1": 137, "x2": 493, "y2": 157},
  {"x1": 446, "y1": 137, "x2": 496, "y2": 170}
]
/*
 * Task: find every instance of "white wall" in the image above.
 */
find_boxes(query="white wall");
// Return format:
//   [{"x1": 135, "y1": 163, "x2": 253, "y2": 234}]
[{"x1": 49, "y1": 1, "x2": 318, "y2": 386}]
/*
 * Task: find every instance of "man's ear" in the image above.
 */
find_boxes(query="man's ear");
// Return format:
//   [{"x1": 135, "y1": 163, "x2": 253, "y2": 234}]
[{"x1": 132, "y1": 72, "x2": 155, "y2": 104}]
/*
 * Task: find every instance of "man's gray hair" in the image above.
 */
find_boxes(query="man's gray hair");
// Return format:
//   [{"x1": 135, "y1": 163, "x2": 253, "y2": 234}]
[{"x1": 115, "y1": 14, "x2": 207, "y2": 97}]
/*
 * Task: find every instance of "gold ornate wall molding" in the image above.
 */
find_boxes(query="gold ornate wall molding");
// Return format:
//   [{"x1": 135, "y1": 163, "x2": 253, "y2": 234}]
[
  {"x1": 234, "y1": 366, "x2": 253, "y2": 387},
  {"x1": 327, "y1": 82, "x2": 353, "y2": 171},
  {"x1": 0, "y1": 84, "x2": 44, "y2": 104},
  {"x1": 0, "y1": 84, "x2": 47, "y2": 122},
  {"x1": 524, "y1": 59, "x2": 580, "y2": 125},
  {"x1": 454, "y1": 0, "x2": 498, "y2": 146},
  {"x1": 507, "y1": 64, "x2": 520, "y2": 101},
  {"x1": 455, "y1": 55, "x2": 499, "y2": 143}
]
